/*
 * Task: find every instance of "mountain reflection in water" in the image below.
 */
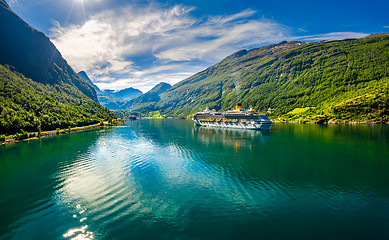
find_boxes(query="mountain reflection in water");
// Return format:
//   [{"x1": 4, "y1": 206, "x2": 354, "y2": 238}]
[{"x1": 0, "y1": 120, "x2": 388, "y2": 240}]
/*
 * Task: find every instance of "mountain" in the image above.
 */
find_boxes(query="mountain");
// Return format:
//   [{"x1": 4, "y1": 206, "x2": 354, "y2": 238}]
[
  {"x1": 0, "y1": 0, "x2": 116, "y2": 135},
  {"x1": 147, "y1": 82, "x2": 172, "y2": 95},
  {"x1": 97, "y1": 94, "x2": 127, "y2": 110},
  {"x1": 0, "y1": 0, "x2": 98, "y2": 102},
  {"x1": 77, "y1": 71, "x2": 101, "y2": 92},
  {"x1": 0, "y1": 65, "x2": 116, "y2": 135},
  {"x1": 146, "y1": 34, "x2": 389, "y2": 122},
  {"x1": 96, "y1": 87, "x2": 143, "y2": 110},
  {"x1": 110, "y1": 87, "x2": 143, "y2": 101},
  {"x1": 124, "y1": 82, "x2": 171, "y2": 111}
]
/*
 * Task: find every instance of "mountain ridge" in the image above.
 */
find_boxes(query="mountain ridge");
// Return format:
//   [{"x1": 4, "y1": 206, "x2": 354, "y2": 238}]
[
  {"x1": 77, "y1": 71, "x2": 101, "y2": 92},
  {"x1": 111, "y1": 87, "x2": 143, "y2": 101},
  {"x1": 139, "y1": 35, "x2": 389, "y2": 122},
  {"x1": 93, "y1": 87, "x2": 143, "y2": 110},
  {"x1": 124, "y1": 82, "x2": 171, "y2": 111},
  {"x1": 0, "y1": 0, "x2": 98, "y2": 101},
  {"x1": 0, "y1": 0, "x2": 116, "y2": 135}
]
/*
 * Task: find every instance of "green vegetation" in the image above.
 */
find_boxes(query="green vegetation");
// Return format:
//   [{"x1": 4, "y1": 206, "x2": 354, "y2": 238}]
[
  {"x1": 0, "y1": 65, "x2": 116, "y2": 135},
  {"x1": 0, "y1": 1, "x2": 98, "y2": 102},
  {"x1": 0, "y1": 0, "x2": 120, "y2": 139},
  {"x1": 98, "y1": 95, "x2": 127, "y2": 110},
  {"x1": 125, "y1": 82, "x2": 171, "y2": 112},
  {"x1": 332, "y1": 81, "x2": 389, "y2": 123},
  {"x1": 288, "y1": 107, "x2": 315, "y2": 115},
  {"x1": 142, "y1": 35, "x2": 389, "y2": 123},
  {"x1": 144, "y1": 111, "x2": 164, "y2": 119}
]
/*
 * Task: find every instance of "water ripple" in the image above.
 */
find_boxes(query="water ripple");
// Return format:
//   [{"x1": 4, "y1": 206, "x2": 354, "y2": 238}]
[{"x1": 2, "y1": 121, "x2": 389, "y2": 239}]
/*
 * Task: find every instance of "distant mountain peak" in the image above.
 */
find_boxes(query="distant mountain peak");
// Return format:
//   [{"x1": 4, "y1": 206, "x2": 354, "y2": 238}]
[
  {"x1": 97, "y1": 87, "x2": 143, "y2": 109},
  {"x1": 113, "y1": 87, "x2": 143, "y2": 100},
  {"x1": 77, "y1": 71, "x2": 101, "y2": 92},
  {"x1": 121, "y1": 82, "x2": 172, "y2": 111},
  {"x1": 147, "y1": 82, "x2": 171, "y2": 95}
]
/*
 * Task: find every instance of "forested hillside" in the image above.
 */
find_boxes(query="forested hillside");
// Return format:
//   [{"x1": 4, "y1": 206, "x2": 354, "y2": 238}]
[
  {"x1": 152, "y1": 34, "x2": 389, "y2": 122},
  {"x1": 0, "y1": 0, "x2": 98, "y2": 102},
  {"x1": 0, "y1": 0, "x2": 117, "y2": 135},
  {"x1": 0, "y1": 65, "x2": 116, "y2": 135}
]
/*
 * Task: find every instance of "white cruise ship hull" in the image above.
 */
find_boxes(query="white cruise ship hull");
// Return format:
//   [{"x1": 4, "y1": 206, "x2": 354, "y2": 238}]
[{"x1": 192, "y1": 118, "x2": 271, "y2": 130}]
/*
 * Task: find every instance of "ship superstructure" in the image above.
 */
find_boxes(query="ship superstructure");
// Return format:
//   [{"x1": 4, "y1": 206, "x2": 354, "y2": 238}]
[{"x1": 192, "y1": 104, "x2": 272, "y2": 130}]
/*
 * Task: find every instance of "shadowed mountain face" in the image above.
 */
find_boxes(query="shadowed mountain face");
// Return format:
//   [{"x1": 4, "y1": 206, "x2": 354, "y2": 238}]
[
  {"x1": 0, "y1": 0, "x2": 97, "y2": 101},
  {"x1": 0, "y1": 0, "x2": 9, "y2": 9},
  {"x1": 78, "y1": 71, "x2": 101, "y2": 92},
  {"x1": 0, "y1": 0, "x2": 116, "y2": 135}
]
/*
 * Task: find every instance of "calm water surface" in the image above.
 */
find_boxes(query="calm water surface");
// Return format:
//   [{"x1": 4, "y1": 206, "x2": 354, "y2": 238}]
[{"x1": 0, "y1": 120, "x2": 389, "y2": 240}]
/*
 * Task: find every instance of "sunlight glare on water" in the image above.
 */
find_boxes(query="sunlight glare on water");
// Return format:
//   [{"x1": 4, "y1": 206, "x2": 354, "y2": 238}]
[{"x1": 63, "y1": 225, "x2": 94, "y2": 240}]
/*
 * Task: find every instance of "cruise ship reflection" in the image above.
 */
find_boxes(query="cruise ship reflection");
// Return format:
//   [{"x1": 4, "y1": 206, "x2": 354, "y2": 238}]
[{"x1": 192, "y1": 125, "x2": 270, "y2": 152}]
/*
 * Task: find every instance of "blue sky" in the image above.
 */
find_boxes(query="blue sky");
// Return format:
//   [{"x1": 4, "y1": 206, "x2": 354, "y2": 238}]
[{"x1": 8, "y1": 0, "x2": 389, "y2": 92}]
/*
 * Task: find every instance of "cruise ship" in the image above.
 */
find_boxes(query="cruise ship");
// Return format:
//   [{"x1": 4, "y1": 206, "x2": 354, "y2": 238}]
[{"x1": 192, "y1": 104, "x2": 272, "y2": 130}]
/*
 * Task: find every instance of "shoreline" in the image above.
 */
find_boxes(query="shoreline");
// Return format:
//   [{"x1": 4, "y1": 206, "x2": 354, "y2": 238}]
[
  {"x1": 271, "y1": 120, "x2": 388, "y2": 125},
  {"x1": 2, "y1": 119, "x2": 385, "y2": 146},
  {"x1": 0, "y1": 123, "x2": 122, "y2": 146},
  {"x1": 141, "y1": 117, "x2": 388, "y2": 125}
]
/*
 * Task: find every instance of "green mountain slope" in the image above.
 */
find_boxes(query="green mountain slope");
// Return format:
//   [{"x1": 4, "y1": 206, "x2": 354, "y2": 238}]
[
  {"x1": 125, "y1": 82, "x2": 171, "y2": 111},
  {"x1": 147, "y1": 82, "x2": 172, "y2": 95},
  {"x1": 152, "y1": 35, "x2": 389, "y2": 122},
  {"x1": 0, "y1": 65, "x2": 116, "y2": 135},
  {"x1": 0, "y1": 0, "x2": 116, "y2": 135},
  {"x1": 0, "y1": 0, "x2": 97, "y2": 101}
]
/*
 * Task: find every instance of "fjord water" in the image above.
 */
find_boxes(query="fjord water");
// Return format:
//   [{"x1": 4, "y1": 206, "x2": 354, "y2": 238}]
[{"x1": 1, "y1": 120, "x2": 389, "y2": 240}]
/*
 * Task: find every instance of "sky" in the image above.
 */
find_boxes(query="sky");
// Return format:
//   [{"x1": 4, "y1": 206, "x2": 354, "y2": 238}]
[{"x1": 8, "y1": 0, "x2": 389, "y2": 92}]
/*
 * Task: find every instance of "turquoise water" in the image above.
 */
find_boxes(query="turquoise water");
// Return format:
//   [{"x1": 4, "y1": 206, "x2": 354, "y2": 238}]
[{"x1": 0, "y1": 120, "x2": 389, "y2": 239}]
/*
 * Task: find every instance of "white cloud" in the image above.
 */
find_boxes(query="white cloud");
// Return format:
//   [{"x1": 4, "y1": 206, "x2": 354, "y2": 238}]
[
  {"x1": 50, "y1": 4, "x2": 289, "y2": 92},
  {"x1": 95, "y1": 70, "x2": 199, "y2": 93},
  {"x1": 8, "y1": 0, "x2": 21, "y2": 6},
  {"x1": 384, "y1": 26, "x2": 389, "y2": 29},
  {"x1": 50, "y1": 3, "x2": 368, "y2": 93},
  {"x1": 295, "y1": 32, "x2": 368, "y2": 42},
  {"x1": 155, "y1": 19, "x2": 287, "y2": 61}
]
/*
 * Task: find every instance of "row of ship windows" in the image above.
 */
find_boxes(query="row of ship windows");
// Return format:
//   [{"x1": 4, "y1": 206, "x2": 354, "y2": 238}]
[{"x1": 200, "y1": 121, "x2": 256, "y2": 124}]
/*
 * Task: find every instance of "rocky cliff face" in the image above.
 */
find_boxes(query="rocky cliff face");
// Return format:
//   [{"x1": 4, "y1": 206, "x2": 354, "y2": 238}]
[{"x1": 0, "y1": 0, "x2": 98, "y2": 101}]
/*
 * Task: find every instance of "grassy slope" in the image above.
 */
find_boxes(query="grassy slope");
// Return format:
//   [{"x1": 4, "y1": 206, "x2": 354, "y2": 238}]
[
  {"x1": 0, "y1": 65, "x2": 116, "y2": 135},
  {"x1": 125, "y1": 82, "x2": 172, "y2": 112},
  {"x1": 153, "y1": 35, "x2": 389, "y2": 122}
]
